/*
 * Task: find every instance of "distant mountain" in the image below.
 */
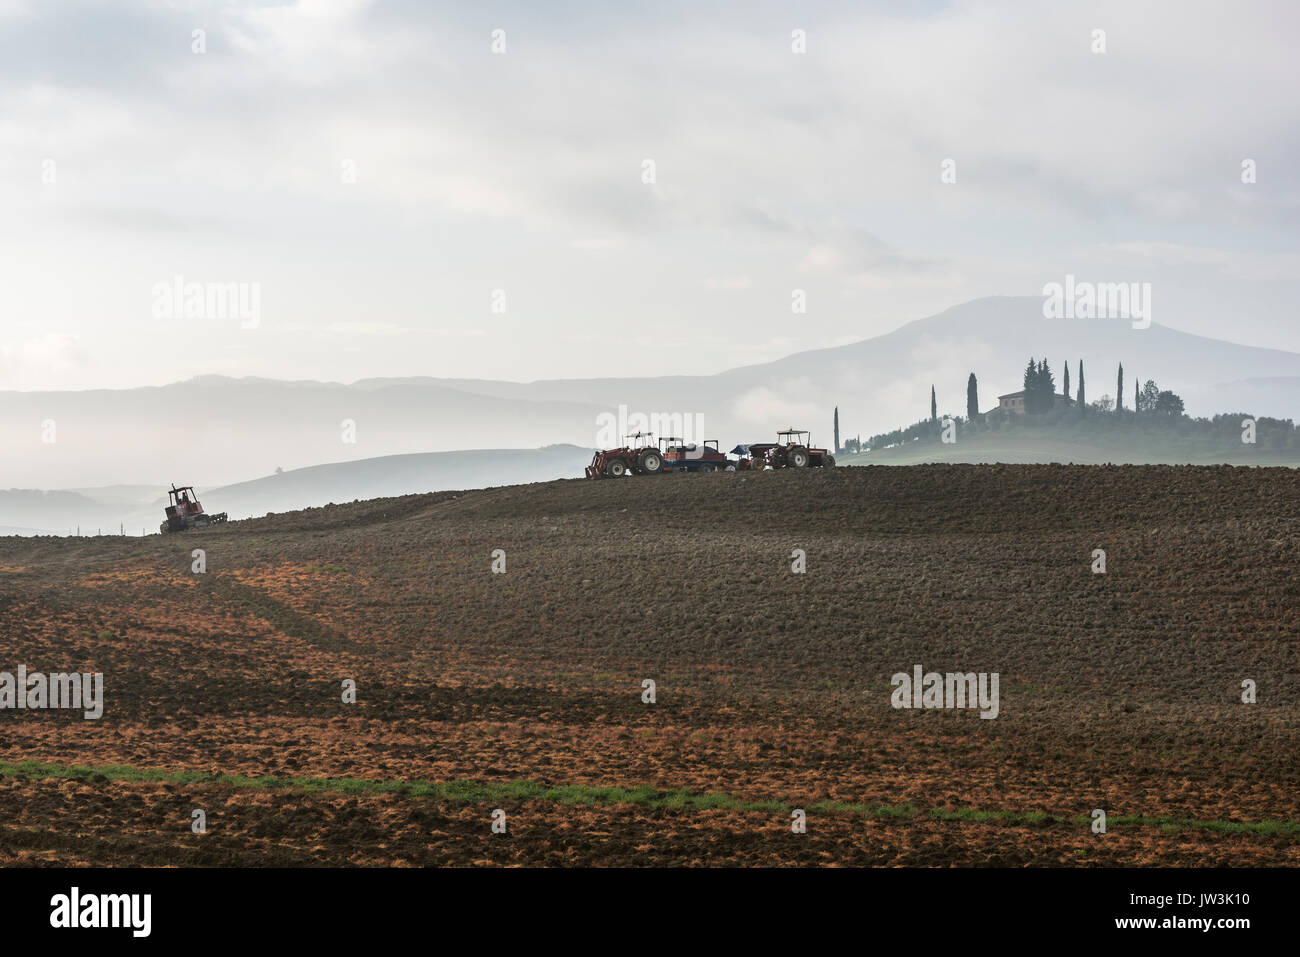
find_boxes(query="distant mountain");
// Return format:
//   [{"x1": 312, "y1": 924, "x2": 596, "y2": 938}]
[
  {"x1": 189, "y1": 444, "x2": 594, "y2": 522},
  {"x1": 0, "y1": 378, "x2": 607, "y2": 488},
  {"x1": 1189, "y1": 376, "x2": 1300, "y2": 421},
  {"x1": 428, "y1": 296, "x2": 1300, "y2": 429},
  {"x1": 0, "y1": 445, "x2": 595, "y2": 536},
  {"x1": 0, "y1": 489, "x2": 124, "y2": 537},
  {"x1": 3, "y1": 296, "x2": 1297, "y2": 488}
]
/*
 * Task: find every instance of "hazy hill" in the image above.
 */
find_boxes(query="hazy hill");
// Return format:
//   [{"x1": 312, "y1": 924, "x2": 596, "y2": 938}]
[
  {"x1": 843, "y1": 417, "x2": 1300, "y2": 467},
  {"x1": 0, "y1": 489, "x2": 121, "y2": 536},
  {"x1": 0, "y1": 445, "x2": 596, "y2": 535},
  {"x1": 430, "y1": 295, "x2": 1300, "y2": 430},
  {"x1": 3, "y1": 296, "x2": 1298, "y2": 488},
  {"x1": 188, "y1": 444, "x2": 595, "y2": 522},
  {"x1": 0, "y1": 378, "x2": 606, "y2": 488}
]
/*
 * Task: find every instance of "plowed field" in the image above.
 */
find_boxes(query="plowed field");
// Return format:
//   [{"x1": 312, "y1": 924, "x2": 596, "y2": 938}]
[{"x1": 1, "y1": 465, "x2": 1297, "y2": 866}]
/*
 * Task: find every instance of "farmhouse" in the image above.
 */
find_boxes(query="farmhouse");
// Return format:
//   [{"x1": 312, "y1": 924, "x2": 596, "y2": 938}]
[
  {"x1": 996, "y1": 390, "x2": 1028, "y2": 414},
  {"x1": 994, "y1": 391, "x2": 1073, "y2": 415}
]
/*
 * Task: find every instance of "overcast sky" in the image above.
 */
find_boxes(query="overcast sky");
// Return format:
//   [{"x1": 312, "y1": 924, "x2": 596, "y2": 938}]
[{"x1": 2, "y1": 0, "x2": 1297, "y2": 391}]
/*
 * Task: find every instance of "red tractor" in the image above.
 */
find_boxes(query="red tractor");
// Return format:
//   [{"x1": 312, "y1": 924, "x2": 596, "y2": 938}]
[
  {"x1": 743, "y1": 428, "x2": 836, "y2": 470},
  {"x1": 585, "y1": 432, "x2": 667, "y2": 478},
  {"x1": 659, "y1": 437, "x2": 734, "y2": 473},
  {"x1": 159, "y1": 484, "x2": 228, "y2": 533}
]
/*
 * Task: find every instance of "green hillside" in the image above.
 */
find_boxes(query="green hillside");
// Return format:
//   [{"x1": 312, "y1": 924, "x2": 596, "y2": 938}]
[{"x1": 839, "y1": 411, "x2": 1300, "y2": 466}]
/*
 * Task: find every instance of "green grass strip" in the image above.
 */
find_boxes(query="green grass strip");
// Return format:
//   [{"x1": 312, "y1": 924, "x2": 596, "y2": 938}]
[{"x1": 2, "y1": 758, "x2": 1296, "y2": 835}]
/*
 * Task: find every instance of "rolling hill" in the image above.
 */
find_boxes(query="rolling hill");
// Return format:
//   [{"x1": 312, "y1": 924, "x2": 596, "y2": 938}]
[
  {"x1": 3, "y1": 296, "x2": 1298, "y2": 490},
  {"x1": 2, "y1": 465, "x2": 1296, "y2": 865},
  {"x1": 0, "y1": 445, "x2": 595, "y2": 535}
]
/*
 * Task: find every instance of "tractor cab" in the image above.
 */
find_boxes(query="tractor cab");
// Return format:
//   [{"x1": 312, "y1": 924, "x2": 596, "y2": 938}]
[
  {"x1": 777, "y1": 428, "x2": 812, "y2": 447},
  {"x1": 166, "y1": 485, "x2": 205, "y2": 520},
  {"x1": 658, "y1": 435, "x2": 689, "y2": 454}
]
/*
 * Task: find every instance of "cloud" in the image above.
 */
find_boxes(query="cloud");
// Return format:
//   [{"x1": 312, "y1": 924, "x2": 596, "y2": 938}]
[
  {"x1": 730, "y1": 384, "x2": 825, "y2": 428},
  {"x1": 0, "y1": 333, "x2": 84, "y2": 381},
  {"x1": 326, "y1": 321, "x2": 411, "y2": 336},
  {"x1": 704, "y1": 275, "x2": 753, "y2": 290},
  {"x1": 1092, "y1": 242, "x2": 1300, "y2": 281},
  {"x1": 1, "y1": 0, "x2": 1297, "y2": 391}
]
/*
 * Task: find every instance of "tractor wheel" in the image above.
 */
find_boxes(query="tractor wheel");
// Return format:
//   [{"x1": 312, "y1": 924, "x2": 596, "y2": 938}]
[
  {"x1": 788, "y1": 446, "x2": 810, "y2": 468},
  {"x1": 606, "y1": 459, "x2": 627, "y2": 477},
  {"x1": 639, "y1": 449, "x2": 663, "y2": 474},
  {"x1": 725, "y1": 464, "x2": 736, "y2": 472},
  {"x1": 823, "y1": 454, "x2": 836, "y2": 468},
  {"x1": 700, "y1": 464, "x2": 714, "y2": 473}
]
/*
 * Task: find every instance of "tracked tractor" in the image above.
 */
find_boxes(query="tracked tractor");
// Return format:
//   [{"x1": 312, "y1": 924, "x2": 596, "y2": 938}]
[{"x1": 159, "y1": 484, "x2": 228, "y2": 533}]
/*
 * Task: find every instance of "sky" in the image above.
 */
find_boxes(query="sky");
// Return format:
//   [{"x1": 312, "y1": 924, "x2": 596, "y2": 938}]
[{"x1": 1, "y1": 0, "x2": 1297, "y2": 392}]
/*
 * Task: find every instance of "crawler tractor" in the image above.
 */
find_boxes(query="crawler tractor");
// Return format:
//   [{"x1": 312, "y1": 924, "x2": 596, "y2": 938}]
[
  {"x1": 585, "y1": 432, "x2": 666, "y2": 478},
  {"x1": 159, "y1": 484, "x2": 228, "y2": 533}
]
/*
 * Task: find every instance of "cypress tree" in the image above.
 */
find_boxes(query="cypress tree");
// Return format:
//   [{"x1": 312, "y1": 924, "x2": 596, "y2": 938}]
[
  {"x1": 930, "y1": 385, "x2": 937, "y2": 422},
  {"x1": 1036, "y1": 359, "x2": 1055, "y2": 413},
  {"x1": 967, "y1": 373, "x2": 979, "y2": 420},
  {"x1": 833, "y1": 406, "x2": 840, "y2": 453},
  {"x1": 1117, "y1": 363, "x2": 1124, "y2": 412},
  {"x1": 1023, "y1": 357, "x2": 1038, "y2": 406},
  {"x1": 1063, "y1": 362, "x2": 1070, "y2": 404},
  {"x1": 1077, "y1": 360, "x2": 1085, "y2": 411}
]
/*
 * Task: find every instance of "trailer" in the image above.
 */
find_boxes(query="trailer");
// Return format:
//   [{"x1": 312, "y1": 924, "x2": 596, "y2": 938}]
[{"x1": 659, "y1": 438, "x2": 734, "y2": 473}]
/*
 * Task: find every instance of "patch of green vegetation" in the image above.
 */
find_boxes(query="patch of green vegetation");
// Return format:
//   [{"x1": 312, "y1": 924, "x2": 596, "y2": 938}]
[
  {"x1": 3, "y1": 759, "x2": 1296, "y2": 836},
  {"x1": 930, "y1": 806, "x2": 1007, "y2": 822},
  {"x1": 840, "y1": 415, "x2": 1300, "y2": 467}
]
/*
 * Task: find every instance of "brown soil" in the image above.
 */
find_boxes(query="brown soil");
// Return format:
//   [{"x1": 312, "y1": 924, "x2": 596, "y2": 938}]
[{"x1": 0, "y1": 465, "x2": 1296, "y2": 865}]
